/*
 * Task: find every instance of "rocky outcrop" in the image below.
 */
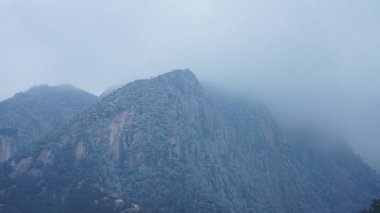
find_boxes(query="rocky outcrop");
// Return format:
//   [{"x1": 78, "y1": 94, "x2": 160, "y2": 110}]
[{"x1": 0, "y1": 137, "x2": 12, "y2": 162}]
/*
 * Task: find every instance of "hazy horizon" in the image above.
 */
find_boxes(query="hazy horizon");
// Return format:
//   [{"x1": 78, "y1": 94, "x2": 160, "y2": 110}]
[{"x1": 1, "y1": 0, "x2": 379, "y2": 171}]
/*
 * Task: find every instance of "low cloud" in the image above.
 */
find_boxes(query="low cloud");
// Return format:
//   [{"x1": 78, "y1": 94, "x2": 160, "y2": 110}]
[{"x1": 1, "y1": 0, "x2": 379, "y2": 170}]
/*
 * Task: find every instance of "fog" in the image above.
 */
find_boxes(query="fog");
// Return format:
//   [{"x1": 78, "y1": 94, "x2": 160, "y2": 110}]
[{"x1": 1, "y1": 0, "x2": 379, "y2": 170}]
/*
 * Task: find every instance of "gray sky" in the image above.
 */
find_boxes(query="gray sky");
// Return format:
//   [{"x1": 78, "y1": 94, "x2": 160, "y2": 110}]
[{"x1": 1, "y1": 0, "x2": 380, "y2": 170}]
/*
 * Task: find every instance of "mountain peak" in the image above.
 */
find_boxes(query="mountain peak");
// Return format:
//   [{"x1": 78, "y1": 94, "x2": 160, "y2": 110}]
[
  {"x1": 8, "y1": 84, "x2": 96, "y2": 101},
  {"x1": 153, "y1": 69, "x2": 201, "y2": 96},
  {"x1": 156, "y1": 69, "x2": 198, "y2": 84}
]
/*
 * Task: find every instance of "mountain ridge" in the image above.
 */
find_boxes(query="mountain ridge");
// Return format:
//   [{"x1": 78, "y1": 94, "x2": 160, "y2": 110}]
[{"x1": 0, "y1": 70, "x2": 379, "y2": 213}]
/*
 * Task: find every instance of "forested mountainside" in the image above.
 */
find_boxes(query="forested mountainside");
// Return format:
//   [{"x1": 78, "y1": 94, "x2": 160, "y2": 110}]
[
  {"x1": 0, "y1": 70, "x2": 379, "y2": 213},
  {"x1": 0, "y1": 85, "x2": 97, "y2": 162}
]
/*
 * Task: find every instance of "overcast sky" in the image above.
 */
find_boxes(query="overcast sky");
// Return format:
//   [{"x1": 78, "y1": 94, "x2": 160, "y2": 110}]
[{"x1": 1, "y1": 0, "x2": 379, "y2": 170}]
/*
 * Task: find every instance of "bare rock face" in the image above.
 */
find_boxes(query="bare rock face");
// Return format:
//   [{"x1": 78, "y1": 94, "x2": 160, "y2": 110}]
[
  {"x1": 0, "y1": 138, "x2": 12, "y2": 162},
  {"x1": 0, "y1": 70, "x2": 379, "y2": 213},
  {"x1": 0, "y1": 85, "x2": 97, "y2": 162}
]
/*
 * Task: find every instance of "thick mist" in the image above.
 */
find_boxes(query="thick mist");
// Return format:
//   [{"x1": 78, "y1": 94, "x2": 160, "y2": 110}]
[{"x1": 1, "y1": 0, "x2": 379, "y2": 170}]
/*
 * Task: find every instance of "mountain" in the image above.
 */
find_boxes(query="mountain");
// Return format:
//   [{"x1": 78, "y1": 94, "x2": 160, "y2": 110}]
[
  {"x1": 0, "y1": 70, "x2": 379, "y2": 213},
  {"x1": 0, "y1": 85, "x2": 97, "y2": 162}
]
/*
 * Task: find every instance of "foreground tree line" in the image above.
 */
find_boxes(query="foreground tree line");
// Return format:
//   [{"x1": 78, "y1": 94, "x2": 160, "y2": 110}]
[{"x1": 360, "y1": 199, "x2": 380, "y2": 213}]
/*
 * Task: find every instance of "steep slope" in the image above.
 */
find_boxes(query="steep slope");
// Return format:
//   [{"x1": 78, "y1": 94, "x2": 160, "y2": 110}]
[
  {"x1": 99, "y1": 83, "x2": 124, "y2": 99},
  {"x1": 0, "y1": 85, "x2": 97, "y2": 162},
  {"x1": 0, "y1": 70, "x2": 379, "y2": 213},
  {"x1": 286, "y1": 128, "x2": 380, "y2": 211}
]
